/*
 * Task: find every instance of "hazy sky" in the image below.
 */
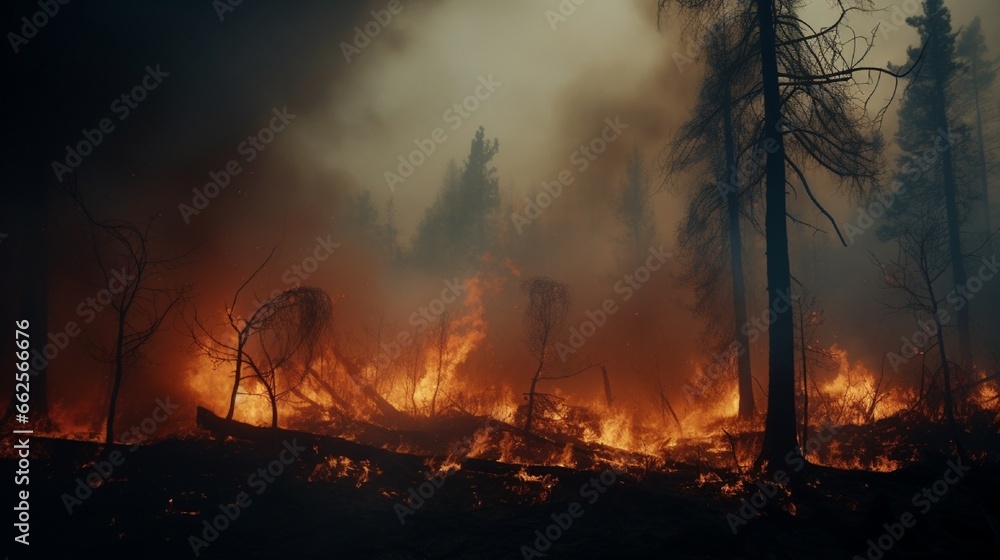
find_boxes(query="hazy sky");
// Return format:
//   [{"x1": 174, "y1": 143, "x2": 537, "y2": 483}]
[{"x1": 296, "y1": 0, "x2": 1000, "y2": 236}]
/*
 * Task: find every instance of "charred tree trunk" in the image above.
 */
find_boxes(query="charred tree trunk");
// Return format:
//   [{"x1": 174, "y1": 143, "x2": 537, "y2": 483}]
[
  {"x1": 933, "y1": 76, "x2": 973, "y2": 370},
  {"x1": 305, "y1": 367, "x2": 353, "y2": 415},
  {"x1": 226, "y1": 333, "x2": 248, "y2": 420},
  {"x1": 105, "y1": 312, "x2": 127, "y2": 446},
  {"x1": 924, "y1": 264, "x2": 967, "y2": 460},
  {"x1": 523, "y1": 357, "x2": 545, "y2": 436},
  {"x1": 247, "y1": 358, "x2": 281, "y2": 429},
  {"x1": 757, "y1": 0, "x2": 799, "y2": 470},
  {"x1": 722, "y1": 82, "x2": 755, "y2": 420},
  {"x1": 519, "y1": 277, "x2": 569, "y2": 439},
  {"x1": 269, "y1": 385, "x2": 279, "y2": 429},
  {"x1": 430, "y1": 313, "x2": 448, "y2": 417},
  {"x1": 333, "y1": 347, "x2": 410, "y2": 428}
]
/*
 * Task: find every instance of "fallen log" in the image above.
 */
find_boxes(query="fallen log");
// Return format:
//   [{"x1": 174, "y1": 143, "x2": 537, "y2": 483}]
[
  {"x1": 330, "y1": 349, "x2": 412, "y2": 429},
  {"x1": 304, "y1": 366, "x2": 353, "y2": 417},
  {"x1": 196, "y1": 406, "x2": 593, "y2": 481}
]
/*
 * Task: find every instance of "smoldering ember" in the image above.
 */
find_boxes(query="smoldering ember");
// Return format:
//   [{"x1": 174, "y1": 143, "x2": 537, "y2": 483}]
[{"x1": 4, "y1": 1, "x2": 1000, "y2": 559}]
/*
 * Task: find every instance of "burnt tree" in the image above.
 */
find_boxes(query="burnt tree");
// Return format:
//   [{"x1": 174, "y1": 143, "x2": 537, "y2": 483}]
[{"x1": 520, "y1": 276, "x2": 570, "y2": 436}]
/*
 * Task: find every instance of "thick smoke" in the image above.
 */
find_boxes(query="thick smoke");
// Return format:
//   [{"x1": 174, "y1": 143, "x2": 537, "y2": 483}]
[{"x1": 9, "y1": 0, "x2": 1000, "y2": 435}]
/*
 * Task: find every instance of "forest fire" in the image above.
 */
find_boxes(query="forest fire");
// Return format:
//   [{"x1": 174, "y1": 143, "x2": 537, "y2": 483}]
[
  {"x1": 5, "y1": 0, "x2": 1000, "y2": 558},
  {"x1": 173, "y1": 316, "x2": 973, "y2": 478}
]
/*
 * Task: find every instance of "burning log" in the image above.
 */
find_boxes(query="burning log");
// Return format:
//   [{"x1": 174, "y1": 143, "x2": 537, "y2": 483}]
[
  {"x1": 331, "y1": 349, "x2": 411, "y2": 429},
  {"x1": 195, "y1": 406, "x2": 581, "y2": 480},
  {"x1": 304, "y1": 367, "x2": 353, "y2": 416},
  {"x1": 654, "y1": 375, "x2": 683, "y2": 434}
]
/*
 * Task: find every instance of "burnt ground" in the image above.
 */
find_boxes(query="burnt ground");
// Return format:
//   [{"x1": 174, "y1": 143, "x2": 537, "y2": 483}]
[{"x1": 4, "y1": 414, "x2": 1000, "y2": 560}]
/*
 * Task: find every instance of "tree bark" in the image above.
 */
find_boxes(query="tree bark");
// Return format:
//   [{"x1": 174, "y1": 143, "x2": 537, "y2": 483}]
[
  {"x1": 933, "y1": 74, "x2": 972, "y2": 370},
  {"x1": 269, "y1": 385, "x2": 279, "y2": 429},
  {"x1": 756, "y1": 0, "x2": 799, "y2": 470},
  {"x1": 523, "y1": 357, "x2": 544, "y2": 436},
  {"x1": 226, "y1": 334, "x2": 248, "y2": 420},
  {"x1": 105, "y1": 314, "x2": 126, "y2": 446}
]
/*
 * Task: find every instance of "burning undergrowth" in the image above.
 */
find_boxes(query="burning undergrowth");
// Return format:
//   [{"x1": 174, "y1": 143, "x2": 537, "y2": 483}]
[{"x1": 41, "y1": 258, "x2": 997, "y2": 479}]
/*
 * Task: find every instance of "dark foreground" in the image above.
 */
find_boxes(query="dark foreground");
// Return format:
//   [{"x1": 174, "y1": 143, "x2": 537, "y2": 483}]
[{"x1": 4, "y1": 417, "x2": 1000, "y2": 560}]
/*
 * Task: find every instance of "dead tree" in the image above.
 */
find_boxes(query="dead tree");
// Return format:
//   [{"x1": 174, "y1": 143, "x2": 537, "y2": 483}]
[
  {"x1": 330, "y1": 343, "x2": 410, "y2": 429},
  {"x1": 890, "y1": 0, "x2": 976, "y2": 370},
  {"x1": 792, "y1": 288, "x2": 835, "y2": 446},
  {"x1": 243, "y1": 287, "x2": 333, "y2": 428},
  {"x1": 659, "y1": 0, "x2": 917, "y2": 469},
  {"x1": 664, "y1": 11, "x2": 761, "y2": 421},
  {"x1": 69, "y1": 187, "x2": 187, "y2": 446},
  {"x1": 873, "y1": 193, "x2": 980, "y2": 460},
  {"x1": 400, "y1": 335, "x2": 425, "y2": 416},
  {"x1": 189, "y1": 251, "x2": 333, "y2": 428},
  {"x1": 520, "y1": 276, "x2": 570, "y2": 436},
  {"x1": 430, "y1": 312, "x2": 450, "y2": 417},
  {"x1": 189, "y1": 248, "x2": 273, "y2": 421}
]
